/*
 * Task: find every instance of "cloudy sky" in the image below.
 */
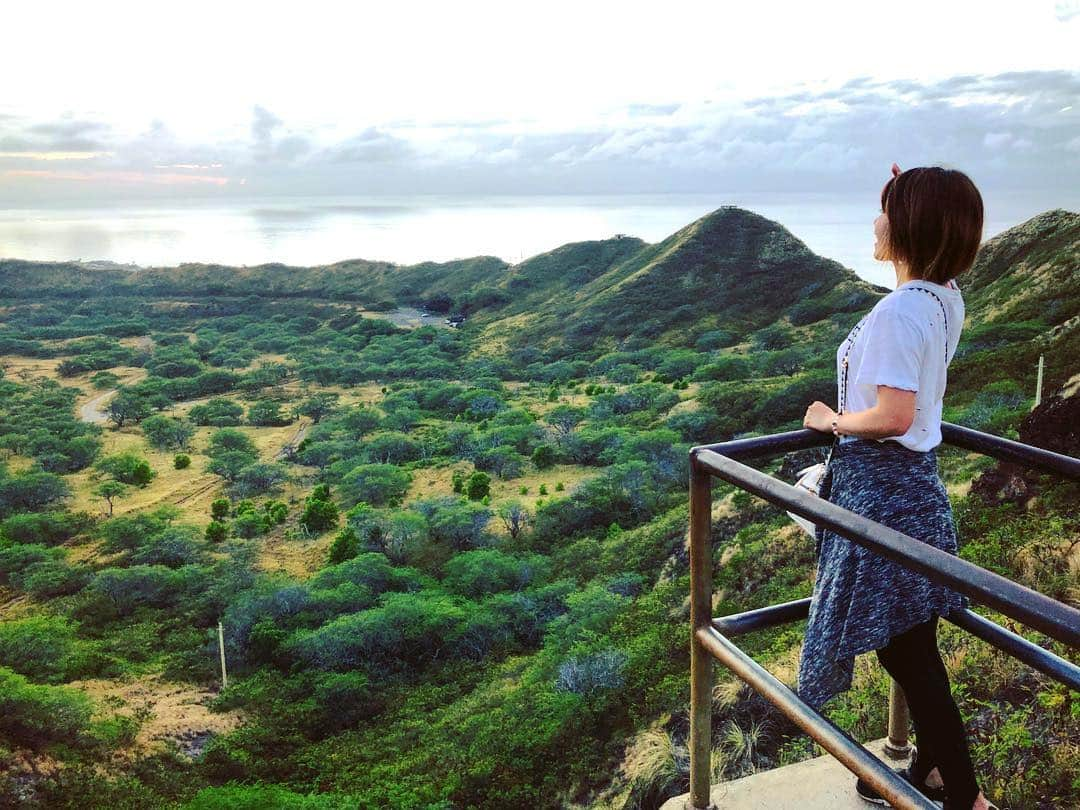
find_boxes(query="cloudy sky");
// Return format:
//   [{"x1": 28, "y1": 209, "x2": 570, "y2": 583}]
[{"x1": 1, "y1": 0, "x2": 1078, "y2": 205}]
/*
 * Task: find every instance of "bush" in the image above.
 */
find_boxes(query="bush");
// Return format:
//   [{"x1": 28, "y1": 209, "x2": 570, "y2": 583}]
[
  {"x1": 340, "y1": 464, "x2": 412, "y2": 508},
  {"x1": 554, "y1": 648, "x2": 629, "y2": 696},
  {"x1": 173, "y1": 453, "x2": 192, "y2": 469},
  {"x1": 141, "y1": 414, "x2": 195, "y2": 451},
  {"x1": 211, "y1": 498, "x2": 231, "y2": 520},
  {"x1": 231, "y1": 463, "x2": 290, "y2": 498},
  {"x1": 207, "y1": 428, "x2": 257, "y2": 457},
  {"x1": 0, "y1": 471, "x2": 70, "y2": 517},
  {"x1": 442, "y1": 549, "x2": 547, "y2": 597},
  {"x1": 1, "y1": 510, "x2": 92, "y2": 547},
  {"x1": 0, "y1": 666, "x2": 95, "y2": 750},
  {"x1": 233, "y1": 510, "x2": 269, "y2": 538},
  {"x1": 465, "y1": 471, "x2": 491, "y2": 501},
  {"x1": 95, "y1": 452, "x2": 156, "y2": 487},
  {"x1": 206, "y1": 521, "x2": 229, "y2": 543},
  {"x1": 301, "y1": 499, "x2": 340, "y2": 534},
  {"x1": 247, "y1": 400, "x2": 292, "y2": 427},
  {"x1": 951, "y1": 380, "x2": 1030, "y2": 433},
  {"x1": 327, "y1": 527, "x2": 362, "y2": 565},
  {"x1": 0, "y1": 615, "x2": 80, "y2": 683},
  {"x1": 189, "y1": 398, "x2": 244, "y2": 427},
  {"x1": 532, "y1": 444, "x2": 556, "y2": 470}
]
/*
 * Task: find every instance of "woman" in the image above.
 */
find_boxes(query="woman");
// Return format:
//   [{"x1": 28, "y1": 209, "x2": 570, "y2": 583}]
[{"x1": 801, "y1": 164, "x2": 997, "y2": 810}]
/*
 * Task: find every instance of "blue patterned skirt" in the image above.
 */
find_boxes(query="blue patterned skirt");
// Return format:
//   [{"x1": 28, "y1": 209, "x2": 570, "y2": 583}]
[{"x1": 797, "y1": 438, "x2": 968, "y2": 710}]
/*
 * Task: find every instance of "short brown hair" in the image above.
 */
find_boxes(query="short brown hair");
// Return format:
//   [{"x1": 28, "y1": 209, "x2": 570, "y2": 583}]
[{"x1": 880, "y1": 166, "x2": 984, "y2": 284}]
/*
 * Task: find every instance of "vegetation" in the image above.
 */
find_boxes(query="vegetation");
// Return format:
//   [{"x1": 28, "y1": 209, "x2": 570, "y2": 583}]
[{"x1": 0, "y1": 207, "x2": 1075, "y2": 808}]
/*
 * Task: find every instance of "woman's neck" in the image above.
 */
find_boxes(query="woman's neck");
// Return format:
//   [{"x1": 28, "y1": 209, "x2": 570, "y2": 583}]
[{"x1": 894, "y1": 262, "x2": 915, "y2": 287}]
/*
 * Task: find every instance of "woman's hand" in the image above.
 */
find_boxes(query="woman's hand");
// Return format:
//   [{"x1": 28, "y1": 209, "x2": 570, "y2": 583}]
[{"x1": 804, "y1": 401, "x2": 838, "y2": 433}]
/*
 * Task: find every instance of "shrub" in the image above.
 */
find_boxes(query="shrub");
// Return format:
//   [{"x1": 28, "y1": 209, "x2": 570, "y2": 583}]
[
  {"x1": 532, "y1": 444, "x2": 556, "y2": 470},
  {"x1": 173, "y1": 453, "x2": 192, "y2": 469},
  {"x1": 465, "y1": 471, "x2": 491, "y2": 501},
  {"x1": 442, "y1": 549, "x2": 547, "y2": 597},
  {"x1": 264, "y1": 500, "x2": 288, "y2": 525},
  {"x1": 301, "y1": 499, "x2": 340, "y2": 534},
  {"x1": 0, "y1": 615, "x2": 80, "y2": 683},
  {"x1": 0, "y1": 666, "x2": 95, "y2": 750},
  {"x1": 205, "y1": 521, "x2": 229, "y2": 543},
  {"x1": 189, "y1": 398, "x2": 244, "y2": 427},
  {"x1": 1, "y1": 511, "x2": 92, "y2": 547},
  {"x1": 130, "y1": 526, "x2": 204, "y2": 568},
  {"x1": 327, "y1": 527, "x2": 361, "y2": 565},
  {"x1": 554, "y1": 648, "x2": 629, "y2": 695},
  {"x1": 231, "y1": 463, "x2": 290, "y2": 498},
  {"x1": 211, "y1": 498, "x2": 231, "y2": 520},
  {"x1": 340, "y1": 464, "x2": 412, "y2": 508},
  {"x1": 141, "y1": 414, "x2": 195, "y2": 451},
  {"x1": 95, "y1": 452, "x2": 156, "y2": 487},
  {"x1": 247, "y1": 400, "x2": 292, "y2": 427},
  {"x1": 207, "y1": 428, "x2": 257, "y2": 457}
]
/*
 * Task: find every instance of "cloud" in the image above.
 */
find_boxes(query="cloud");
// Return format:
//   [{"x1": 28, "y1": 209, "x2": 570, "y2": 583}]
[
  {"x1": 1, "y1": 69, "x2": 1078, "y2": 199},
  {"x1": 323, "y1": 127, "x2": 414, "y2": 164},
  {"x1": 250, "y1": 105, "x2": 311, "y2": 164}
]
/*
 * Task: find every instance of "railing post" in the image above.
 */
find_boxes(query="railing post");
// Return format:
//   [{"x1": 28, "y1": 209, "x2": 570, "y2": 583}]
[
  {"x1": 688, "y1": 454, "x2": 716, "y2": 809},
  {"x1": 884, "y1": 679, "x2": 911, "y2": 759}
]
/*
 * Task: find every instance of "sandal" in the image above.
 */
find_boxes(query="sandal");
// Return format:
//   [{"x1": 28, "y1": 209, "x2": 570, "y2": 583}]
[{"x1": 855, "y1": 747, "x2": 946, "y2": 806}]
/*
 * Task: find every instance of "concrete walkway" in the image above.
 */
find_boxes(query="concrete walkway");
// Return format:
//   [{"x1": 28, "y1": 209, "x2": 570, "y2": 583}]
[{"x1": 661, "y1": 738, "x2": 918, "y2": 810}]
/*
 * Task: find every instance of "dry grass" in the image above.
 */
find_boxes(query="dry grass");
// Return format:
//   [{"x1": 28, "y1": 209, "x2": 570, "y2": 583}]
[
  {"x1": 256, "y1": 528, "x2": 337, "y2": 580},
  {"x1": 65, "y1": 418, "x2": 306, "y2": 523},
  {"x1": 66, "y1": 669, "x2": 245, "y2": 760}
]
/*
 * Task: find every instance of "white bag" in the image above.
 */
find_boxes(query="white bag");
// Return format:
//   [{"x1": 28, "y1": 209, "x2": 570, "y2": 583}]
[{"x1": 787, "y1": 462, "x2": 826, "y2": 538}]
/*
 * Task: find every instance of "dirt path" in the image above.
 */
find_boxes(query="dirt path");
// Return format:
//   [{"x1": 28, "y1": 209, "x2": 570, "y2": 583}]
[
  {"x1": 274, "y1": 420, "x2": 310, "y2": 460},
  {"x1": 79, "y1": 389, "x2": 116, "y2": 424}
]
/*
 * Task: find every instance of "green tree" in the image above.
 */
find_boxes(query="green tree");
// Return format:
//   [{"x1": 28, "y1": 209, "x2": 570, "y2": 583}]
[
  {"x1": 451, "y1": 469, "x2": 466, "y2": 494},
  {"x1": 247, "y1": 399, "x2": 292, "y2": 427},
  {"x1": 207, "y1": 428, "x2": 257, "y2": 458},
  {"x1": 141, "y1": 414, "x2": 195, "y2": 450},
  {"x1": 106, "y1": 390, "x2": 152, "y2": 427},
  {"x1": 496, "y1": 499, "x2": 530, "y2": 539},
  {"x1": 95, "y1": 480, "x2": 127, "y2": 516},
  {"x1": 188, "y1": 398, "x2": 244, "y2": 427},
  {"x1": 340, "y1": 464, "x2": 412, "y2": 508},
  {"x1": 95, "y1": 452, "x2": 156, "y2": 487},
  {"x1": 297, "y1": 392, "x2": 341, "y2": 424}
]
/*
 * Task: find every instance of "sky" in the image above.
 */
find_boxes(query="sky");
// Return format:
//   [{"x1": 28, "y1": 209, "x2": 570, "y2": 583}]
[{"x1": 1, "y1": 0, "x2": 1078, "y2": 204}]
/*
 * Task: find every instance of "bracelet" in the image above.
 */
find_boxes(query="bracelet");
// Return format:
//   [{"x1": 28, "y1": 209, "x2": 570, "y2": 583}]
[{"x1": 831, "y1": 418, "x2": 840, "y2": 436}]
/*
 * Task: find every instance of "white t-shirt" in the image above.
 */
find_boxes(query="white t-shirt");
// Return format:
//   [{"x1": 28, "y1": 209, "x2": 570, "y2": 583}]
[{"x1": 836, "y1": 278, "x2": 964, "y2": 452}]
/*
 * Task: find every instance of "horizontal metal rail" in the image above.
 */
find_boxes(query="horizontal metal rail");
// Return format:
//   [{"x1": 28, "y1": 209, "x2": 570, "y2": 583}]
[
  {"x1": 698, "y1": 625, "x2": 938, "y2": 810},
  {"x1": 693, "y1": 447, "x2": 1080, "y2": 648},
  {"x1": 695, "y1": 422, "x2": 1080, "y2": 480},
  {"x1": 713, "y1": 598, "x2": 1080, "y2": 692},
  {"x1": 686, "y1": 422, "x2": 1080, "y2": 810}
]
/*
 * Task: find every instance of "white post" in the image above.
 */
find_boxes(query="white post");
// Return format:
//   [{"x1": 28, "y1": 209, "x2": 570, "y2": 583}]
[
  {"x1": 1035, "y1": 355, "x2": 1045, "y2": 408},
  {"x1": 218, "y1": 621, "x2": 228, "y2": 689}
]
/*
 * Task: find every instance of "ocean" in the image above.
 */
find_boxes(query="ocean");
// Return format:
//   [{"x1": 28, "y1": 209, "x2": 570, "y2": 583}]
[{"x1": 1, "y1": 190, "x2": 1075, "y2": 290}]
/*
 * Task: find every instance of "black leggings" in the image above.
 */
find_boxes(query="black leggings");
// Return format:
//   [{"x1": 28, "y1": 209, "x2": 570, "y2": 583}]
[{"x1": 876, "y1": 615, "x2": 980, "y2": 809}]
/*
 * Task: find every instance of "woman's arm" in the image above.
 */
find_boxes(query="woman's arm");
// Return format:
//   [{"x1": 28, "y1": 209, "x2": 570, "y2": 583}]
[{"x1": 804, "y1": 386, "x2": 916, "y2": 439}]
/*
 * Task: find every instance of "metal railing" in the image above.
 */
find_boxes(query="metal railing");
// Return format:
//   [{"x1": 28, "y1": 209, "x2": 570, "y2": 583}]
[{"x1": 687, "y1": 422, "x2": 1080, "y2": 810}]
